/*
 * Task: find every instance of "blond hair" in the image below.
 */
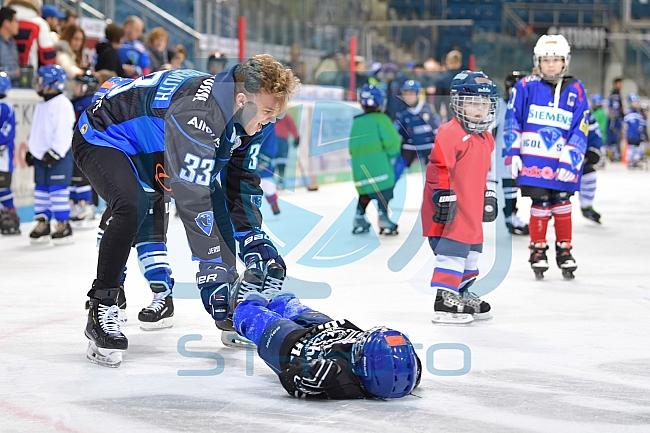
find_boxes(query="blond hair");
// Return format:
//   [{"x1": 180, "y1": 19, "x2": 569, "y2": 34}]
[{"x1": 234, "y1": 54, "x2": 300, "y2": 112}]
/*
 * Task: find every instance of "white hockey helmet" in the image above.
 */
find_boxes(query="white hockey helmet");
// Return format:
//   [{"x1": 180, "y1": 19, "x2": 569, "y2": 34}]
[{"x1": 533, "y1": 34, "x2": 571, "y2": 82}]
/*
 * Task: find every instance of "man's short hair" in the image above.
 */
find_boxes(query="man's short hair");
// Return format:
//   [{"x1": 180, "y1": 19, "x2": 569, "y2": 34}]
[
  {"x1": 105, "y1": 23, "x2": 124, "y2": 44},
  {"x1": 0, "y1": 7, "x2": 16, "y2": 28},
  {"x1": 233, "y1": 54, "x2": 300, "y2": 112}
]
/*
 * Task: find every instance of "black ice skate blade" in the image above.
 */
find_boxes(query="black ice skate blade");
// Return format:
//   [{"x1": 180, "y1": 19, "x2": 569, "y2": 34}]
[
  {"x1": 561, "y1": 270, "x2": 576, "y2": 279},
  {"x1": 533, "y1": 270, "x2": 547, "y2": 280}
]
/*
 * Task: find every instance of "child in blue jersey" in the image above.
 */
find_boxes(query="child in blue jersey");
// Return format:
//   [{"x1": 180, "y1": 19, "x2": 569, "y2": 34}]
[
  {"x1": 579, "y1": 115, "x2": 604, "y2": 224},
  {"x1": 0, "y1": 72, "x2": 20, "y2": 235},
  {"x1": 392, "y1": 79, "x2": 441, "y2": 180},
  {"x1": 624, "y1": 93, "x2": 648, "y2": 168},
  {"x1": 607, "y1": 78, "x2": 624, "y2": 161},
  {"x1": 256, "y1": 124, "x2": 281, "y2": 215},
  {"x1": 69, "y1": 71, "x2": 100, "y2": 226},
  {"x1": 26, "y1": 65, "x2": 76, "y2": 245},
  {"x1": 506, "y1": 34, "x2": 589, "y2": 280}
]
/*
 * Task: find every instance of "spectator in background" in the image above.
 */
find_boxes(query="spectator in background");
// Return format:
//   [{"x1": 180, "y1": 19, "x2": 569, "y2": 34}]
[
  {"x1": 41, "y1": 5, "x2": 64, "y2": 42},
  {"x1": 312, "y1": 52, "x2": 338, "y2": 86},
  {"x1": 274, "y1": 113, "x2": 300, "y2": 189},
  {"x1": 61, "y1": 11, "x2": 77, "y2": 28},
  {"x1": 169, "y1": 44, "x2": 192, "y2": 69},
  {"x1": 207, "y1": 50, "x2": 227, "y2": 75},
  {"x1": 94, "y1": 23, "x2": 125, "y2": 77},
  {"x1": 353, "y1": 56, "x2": 369, "y2": 90},
  {"x1": 6, "y1": 0, "x2": 56, "y2": 72},
  {"x1": 0, "y1": 7, "x2": 21, "y2": 86},
  {"x1": 433, "y1": 50, "x2": 463, "y2": 120},
  {"x1": 117, "y1": 16, "x2": 149, "y2": 77},
  {"x1": 285, "y1": 44, "x2": 306, "y2": 83},
  {"x1": 55, "y1": 24, "x2": 85, "y2": 84},
  {"x1": 145, "y1": 27, "x2": 171, "y2": 72}
]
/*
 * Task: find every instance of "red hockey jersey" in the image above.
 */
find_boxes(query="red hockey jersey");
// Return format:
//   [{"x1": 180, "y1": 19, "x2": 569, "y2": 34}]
[{"x1": 422, "y1": 118, "x2": 494, "y2": 244}]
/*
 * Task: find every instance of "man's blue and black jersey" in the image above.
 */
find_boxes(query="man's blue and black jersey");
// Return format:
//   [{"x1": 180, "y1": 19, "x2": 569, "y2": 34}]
[{"x1": 76, "y1": 68, "x2": 245, "y2": 264}]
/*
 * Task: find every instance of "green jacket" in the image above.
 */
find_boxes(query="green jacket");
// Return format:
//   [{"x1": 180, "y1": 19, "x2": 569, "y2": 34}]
[
  {"x1": 349, "y1": 111, "x2": 402, "y2": 196},
  {"x1": 592, "y1": 107, "x2": 608, "y2": 141}
]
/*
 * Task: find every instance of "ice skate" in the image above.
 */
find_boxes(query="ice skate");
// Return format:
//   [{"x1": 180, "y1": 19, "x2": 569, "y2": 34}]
[
  {"x1": 29, "y1": 217, "x2": 50, "y2": 244},
  {"x1": 556, "y1": 241, "x2": 577, "y2": 279},
  {"x1": 581, "y1": 206, "x2": 601, "y2": 224},
  {"x1": 261, "y1": 259, "x2": 285, "y2": 298},
  {"x1": 70, "y1": 202, "x2": 96, "y2": 229},
  {"x1": 270, "y1": 201, "x2": 280, "y2": 215},
  {"x1": 138, "y1": 292, "x2": 174, "y2": 331},
  {"x1": 459, "y1": 280, "x2": 492, "y2": 321},
  {"x1": 51, "y1": 220, "x2": 74, "y2": 245},
  {"x1": 216, "y1": 319, "x2": 254, "y2": 348},
  {"x1": 529, "y1": 242, "x2": 550, "y2": 280},
  {"x1": 352, "y1": 213, "x2": 371, "y2": 234},
  {"x1": 505, "y1": 214, "x2": 529, "y2": 235},
  {"x1": 378, "y1": 210, "x2": 398, "y2": 236},
  {"x1": 0, "y1": 210, "x2": 20, "y2": 235},
  {"x1": 85, "y1": 296, "x2": 128, "y2": 368},
  {"x1": 432, "y1": 289, "x2": 475, "y2": 325}
]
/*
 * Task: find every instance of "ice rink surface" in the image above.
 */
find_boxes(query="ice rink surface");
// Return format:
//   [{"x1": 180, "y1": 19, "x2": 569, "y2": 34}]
[{"x1": 1, "y1": 163, "x2": 649, "y2": 433}]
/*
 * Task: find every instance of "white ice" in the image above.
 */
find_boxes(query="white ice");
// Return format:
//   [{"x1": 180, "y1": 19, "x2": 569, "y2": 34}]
[{"x1": 1, "y1": 164, "x2": 649, "y2": 433}]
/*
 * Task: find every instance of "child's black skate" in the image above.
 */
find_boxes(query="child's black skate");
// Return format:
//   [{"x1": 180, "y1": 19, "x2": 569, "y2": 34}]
[
  {"x1": 529, "y1": 242, "x2": 549, "y2": 280},
  {"x1": 51, "y1": 220, "x2": 74, "y2": 245},
  {"x1": 138, "y1": 292, "x2": 174, "y2": 331},
  {"x1": 86, "y1": 284, "x2": 127, "y2": 322},
  {"x1": 505, "y1": 215, "x2": 529, "y2": 235},
  {"x1": 459, "y1": 280, "x2": 492, "y2": 320},
  {"x1": 352, "y1": 213, "x2": 371, "y2": 234},
  {"x1": 0, "y1": 210, "x2": 20, "y2": 235},
  {"x1": 29, "y1": 217, "x2": 50, "y2": 244},
  {"x1": 581, "y1": 206, "x2": 601, "y2": 224},
  {"x1": 432, "y1": 289, "x2": 475, "y2": 324},
  {"x1": 85, "y1": 289, "x2": 128, "y2": 368},
  {"x1": 556, "y1": 241, "x2": 577, "y2": 279},
  {"x1": 378, "y1": 210, "x2": 398, "y2": 236}
]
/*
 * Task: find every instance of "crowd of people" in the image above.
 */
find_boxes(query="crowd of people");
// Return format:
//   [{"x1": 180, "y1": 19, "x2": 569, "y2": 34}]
[{"x1": 0, "y1": 3, "x2": 648, "y2": 400}]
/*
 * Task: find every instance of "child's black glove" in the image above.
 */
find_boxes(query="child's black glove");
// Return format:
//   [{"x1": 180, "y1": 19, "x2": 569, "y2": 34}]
[
  {"x1": 432, "y1": 189, "x2": 457, "y2": 224},
  {"x1": 483, "y1": 190, "x2": 498, "y2": 222},
  {"x1": 41, "y1": 149, "x2": 62, "y2": 168}
]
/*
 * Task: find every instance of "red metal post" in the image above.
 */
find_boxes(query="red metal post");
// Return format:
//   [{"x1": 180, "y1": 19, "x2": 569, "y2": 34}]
[
  {"x1": 349, "y1": 35, "x2": 357, "y2": 101},
  {"x1": 238, "y1": 16, "x2": 246, "y2": 62}
]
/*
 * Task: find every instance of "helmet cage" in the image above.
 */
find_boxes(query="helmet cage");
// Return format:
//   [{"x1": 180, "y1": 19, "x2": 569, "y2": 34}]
[{"x1": 451, "y1": 93, "x2": 498, "y2": 133}]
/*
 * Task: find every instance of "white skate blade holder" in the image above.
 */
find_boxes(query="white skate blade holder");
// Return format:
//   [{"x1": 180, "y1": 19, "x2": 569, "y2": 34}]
[
  {"x1": 473, "y1": 311, "x2": 493, "y2": 321},
  {"x1": 29, "y1": 237, "x2": 50, "y2": 246},
  {"x1": 52, "y1": 237, "x2": 74, "y2": 246},
  {"x1": 86, "y1": 341, "x2": 125, "y2": 368},
  {"x1": 432, "y1": 312, "x2": 474, "y2": 325},
  {"x1": 221, "y1": 331, "x2": 255, "y2": 349},
  {"x1": 139, "y1": 317, "x2": 173, "y2": 331}
]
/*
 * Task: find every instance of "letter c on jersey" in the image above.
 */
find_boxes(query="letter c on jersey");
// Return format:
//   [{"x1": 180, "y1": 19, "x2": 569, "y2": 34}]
[{"x1": 155, "y1": 163, "x2": 173, "y2": 192}]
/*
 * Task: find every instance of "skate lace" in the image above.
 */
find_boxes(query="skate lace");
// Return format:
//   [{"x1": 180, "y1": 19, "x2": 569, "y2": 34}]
[
  {"x1": 263, "y1": 275, "x2": 283, "y2": 297},
  {"x1": 144, "y1": 293, "x2": 167, "y2": 312},
  {"x1": 99, "y1": 305, "x2": 122, "y2": 334},
  {"x1": 238, "y1": 279, "x2": 261, "y2": 300}
]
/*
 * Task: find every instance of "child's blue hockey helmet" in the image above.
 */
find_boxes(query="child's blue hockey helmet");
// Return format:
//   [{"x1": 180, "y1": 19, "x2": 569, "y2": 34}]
[
  {"x1": 37, "y1": 64, "x2": 67, "y2": 92},
  {"x1": 628, "y1": 93, "x2": 640, "y2": 103},
  {"x1": 359, "y1": 84, "x2": 385, "y2": 108},
  {"x1": 0, "y1": 72, "x2": 11, "y2": 96},
  {"x1": 590, "y1": 93, "x2": 604, "y2": 106},
  {"x1": 401, "y1": 79, "x2": 422, "y2": 94}
]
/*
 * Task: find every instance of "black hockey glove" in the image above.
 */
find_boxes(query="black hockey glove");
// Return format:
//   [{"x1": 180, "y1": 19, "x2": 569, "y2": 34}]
[
  {"x1": 25, "y1": 151, "x2": 35, "y2": 167},
  {"x1": 41, "y1": 149, "x2": 62, "y2": 168},
  {"x1": 197, "y1": 262, "x2": 237, "y2": 321},
  {"x1": 432, "y1": 189, "x2": 457, "y2": 224},
  {"x1": 294, "y1": 359, "x2": 341, "y2": 396},
  {"x1": 293, "y1": 136, "x2": 300, "y2": 147},
  {"x1": 483, "y1": 190, "x2": 498, "y2": 223},
  {"x1": 239, "y1": 229, "x2": 286, "y2": 271}
]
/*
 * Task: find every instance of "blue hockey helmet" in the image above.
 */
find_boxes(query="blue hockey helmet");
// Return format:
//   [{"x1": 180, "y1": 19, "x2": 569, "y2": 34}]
[
  {"x1": 92, "y1": 77, "x2": 134, "y2": 102},
  {"x1": 359, "y1": 84, "x2": 385, "y2": 108},
  {"x1": 590, "y1": 93, "x2": 604, "y2": 106},
  {"x1": 628, "y1": 93, "x2": 640, "y2": 103},
  {"x1": 450, "y1": 70, "x2": 498, "y2": 133},
  {"x1": 401, "y1": 79, "x2": 422, "y2": 94},
  {"x1": 0, "y1": 71, "x2": 11, "y2": 96},
  {"x1": 37, "y1": 64, "x2": 67, "y2": 92},
  {"x1": 351, "y1": 327, "x2": 419, "y2": 399}
]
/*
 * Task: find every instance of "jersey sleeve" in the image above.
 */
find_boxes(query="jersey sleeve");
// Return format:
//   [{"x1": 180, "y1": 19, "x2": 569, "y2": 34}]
[
  {"x1": 558, "y1": 82, "x2": 589, "y2": 174},
  {"x1": 37, "y1": 21, "x2": 56, "y2": 66},
  {"x1": 51, "y1": 99, "x2": 75, "y2": 156},
  {"x1": 426, "y1": 127, "x2": 456, "y2": 190},
  {"x1": 278, "y1": 358, "x2": 368, "y2": 400},
  {"x1": 0, "y1": 104, "x2": 15, "y2": 146},
  {"x1": 378, "y1": 114, "x2": 402, "y2": 156},
  {"x1": 504, "y1": 80, "x2": 526, "y2": 157},
  {"x1": 165, "y1": 109, "x2": 224, "y2": 263}
]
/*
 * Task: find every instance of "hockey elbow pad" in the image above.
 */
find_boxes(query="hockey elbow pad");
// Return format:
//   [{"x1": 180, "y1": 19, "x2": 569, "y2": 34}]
[
  {"x1": 432, "y1": 189, "x2": 457, "y2": 224},
  {"x1": 483, "y1": 190, "x2": 498, "y2": 222}
]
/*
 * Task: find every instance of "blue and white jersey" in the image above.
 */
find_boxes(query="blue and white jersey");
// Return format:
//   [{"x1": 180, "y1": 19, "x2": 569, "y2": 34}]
[
  {"x1": 624, "y1": 108, "x2": 647, "y2": 144},
  {"x1": 587, "y1": 116, "x2": 603, "y2": 150},
  {"x1": 0, "y1": 101, "x2": 16, "y2": 173},
  {"x1": 393, "y1": 101, "x2": 441, "y2": 151},
  {"x1": 117, "y1": 40, "x2": 150, "y2": 76},
  {"x1": 505, "y1": 75, "x2": 589, "y2": 192},
  {"x1": 78, "y1": 68, "x2": 243, "y2": 263}
]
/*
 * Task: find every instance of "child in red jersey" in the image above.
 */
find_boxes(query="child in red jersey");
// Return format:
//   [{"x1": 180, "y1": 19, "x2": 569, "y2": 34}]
[{"x1": 421, "y1": 71, "x2": 498, "y2": 325}]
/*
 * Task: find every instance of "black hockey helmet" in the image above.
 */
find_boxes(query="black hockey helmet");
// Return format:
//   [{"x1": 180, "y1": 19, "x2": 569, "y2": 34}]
[
  {"x1": 74, "y1": 70, "x2": 100, "y2": 96},
  {"x1": 505, "y1": 71, "x2": 527, "y2": 92}
]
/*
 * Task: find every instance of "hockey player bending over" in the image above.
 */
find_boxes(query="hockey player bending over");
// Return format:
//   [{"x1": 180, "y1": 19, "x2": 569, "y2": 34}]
[
  {"x1": 73, "y1": 55, "x2": 298, "y2": 367},
  {"x1": 232, "y1": 290, "x2": 421, "y2": 399},
  {"x1": 422, "y1": 71, "x2": 498, "y2": 325},
  {"x1": 505, "y1": 35, "x2": 589, "y2": 280}
]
